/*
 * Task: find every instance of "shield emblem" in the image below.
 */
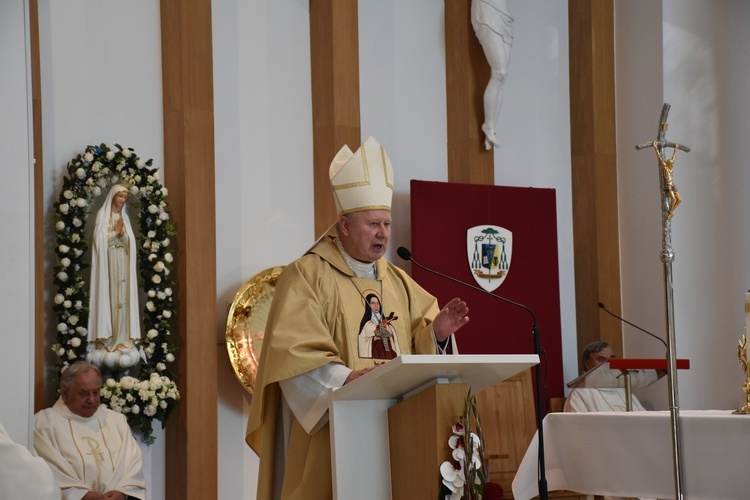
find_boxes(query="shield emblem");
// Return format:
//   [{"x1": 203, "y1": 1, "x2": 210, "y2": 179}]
[{"x1": 467, "y1": 225, "x2": 512, "y2": 292}]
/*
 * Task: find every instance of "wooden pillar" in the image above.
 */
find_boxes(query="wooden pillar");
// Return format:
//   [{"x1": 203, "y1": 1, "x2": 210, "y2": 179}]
[
  {"x1": 569, "y1": 0, "x2": 622, "y2": 364},
  {"x1": 444, "y1": 0, "x2": 494, "y2": 185},
  {"x1": 160, "y1": 0, "x2": 218, "y2": 498},
  {"x1": 29, "y1": 0, "x2": 46, "y2": 413},
  {"x1": 310, "y1": 0, "x2": 361, "y2": 235}
]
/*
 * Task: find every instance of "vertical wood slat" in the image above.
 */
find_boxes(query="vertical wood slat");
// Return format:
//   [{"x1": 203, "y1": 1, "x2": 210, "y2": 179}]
[
  {"x1": 569, "y1": 0, "x2": 622, "y2": 365},
  {"x1": 160, "y1": 0, "x2": 218, "y2": 498},
  {"x1": 444, "y1": 0, "x2": 494, "y2": 185},
  {"x1": 29, "y1": 0, "x2": 46, "y2": 413},
  {"x1": 310, "y1": 0, "x2": 361, "y2": 236}
]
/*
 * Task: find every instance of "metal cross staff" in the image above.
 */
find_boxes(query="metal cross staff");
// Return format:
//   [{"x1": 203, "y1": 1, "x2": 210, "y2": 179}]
[{"x1": 635, "y1": 102, "x2": 691, "y2": 500}]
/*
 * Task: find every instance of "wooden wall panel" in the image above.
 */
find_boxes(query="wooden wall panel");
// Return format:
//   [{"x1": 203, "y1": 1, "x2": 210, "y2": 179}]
[
  {"x1": 569, "y1": 0, "x2": 622, "y2": 367},
  {"x1": 310, "y1": 0, "x2": 361, "y2": 235},
  {"x1": 160, "y1": 0, "x2": 218, "y2": 498},
  {"x1": 444, "y1": 0, "x2": 494, "y2": 185}
]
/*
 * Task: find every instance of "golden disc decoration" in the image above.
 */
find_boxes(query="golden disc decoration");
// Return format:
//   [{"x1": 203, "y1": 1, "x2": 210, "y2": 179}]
[{"x1": 225, "y1": 266, "x2": 284, "y2": 394}]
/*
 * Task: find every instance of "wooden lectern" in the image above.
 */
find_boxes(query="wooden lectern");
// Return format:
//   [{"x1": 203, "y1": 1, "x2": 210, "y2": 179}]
[
  {"x1": 567, "y1": 358, "x2": 690, "y2": 411},
  {"x1": 327, "y1": 354, "x2": 539, "y2": 500}
]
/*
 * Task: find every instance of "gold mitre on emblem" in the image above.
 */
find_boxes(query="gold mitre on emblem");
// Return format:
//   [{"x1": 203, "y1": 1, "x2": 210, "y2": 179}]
[{"x1": 329, "y1": 136, "x2": 394, "y2": 216}]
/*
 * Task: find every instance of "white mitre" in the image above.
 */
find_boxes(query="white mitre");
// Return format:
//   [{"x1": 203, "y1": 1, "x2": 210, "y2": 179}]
[{"x1": 329, "y1": 136, "x2": 394, "y2": 216}]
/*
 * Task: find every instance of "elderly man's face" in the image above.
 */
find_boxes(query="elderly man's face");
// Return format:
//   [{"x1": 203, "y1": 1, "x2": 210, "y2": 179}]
[
  {"x1": 340, "y1": 210, "x2": 391, "y2": 263},
  {"x1": 62, "y1": 369, "x2": 102, "y2": 418},
  {"x1": 584, "y1": 345, "x2": 616, "y2": 371}
]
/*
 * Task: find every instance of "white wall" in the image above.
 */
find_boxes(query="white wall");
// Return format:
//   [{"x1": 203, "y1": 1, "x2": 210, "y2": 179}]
[
  {"x1": 616, "y1": 0, "x2": 750, "y2": 411},
  {"x1": 0, "y1": 0, "x2": 35, "y2": 449}
]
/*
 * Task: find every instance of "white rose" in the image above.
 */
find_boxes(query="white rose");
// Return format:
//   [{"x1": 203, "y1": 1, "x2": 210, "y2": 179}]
[
  {"x1": 55, "y1": 221, "x2": 65, "y2": 231},
  {"x1": 153, "y1": 261, "x2": 165, "y2": 272},
  {"x1": 157, "y1": 363, "x2": 166, "y2": 371},
  {"x1": 122, "y1": 149, "x2": 132, "y2": 158},
  {"x1": 74, "y1": 300, "x2": 82, "y2": 310},
  {"x1": 68, "y1": 315, "x2": 78, "y2": 325},
  {"x1": 76, "y1": 197, "x2": 87, "y2": 208},
  {"x1": 83, "y1": 152, "x2": 94, "y2": 163},
  {"x1": 70, "y1": 233, "x2": 81, "y2": 243},
  {"x1": 147, "y1": 231, "x2": 156, "y2": 238},
  {"x1": 166, "y1": 353, "x2": 175, "y2": 362},
  {"x1": 63, "y1": 300, "x2": 72, "y2": 308},
  {"x1": 63, "y1": 190, "x2": 74, "y2": 199},
  {"x1": 154, "y1": 171, "x2": 161, "y2": 181},
  {"x1": 92, "y1": 186, "x2": 102, "y2": 196},
  {"x1": 75, "y1": 326, "x2": 86, "y2": 335},
  {"x1": 92, "y1": 161, "x2": 102, "y2": 172},
  {"x1": 72, "y1": 218, "x2": 82, "y2": 227},
  {"x1": 58, "y1": 244, "x2": 69, "y2": 253},
  {"x1": 121, "y1": 376, "x2": 136, "y2": 389},
  {"x1": 60, "y1": 257, "x2": 71, "y2": 267},
  {"x1": 57, "y1": 322, "x2": 67, "y2": 332},
  {"x1": 159, "y1": 212, "x2": 169, "y2": 221},
  {"x1": 54, "y1": 294, "x2": 64, "y2": 304},
  {"x1": 57, "y1": 347, "x2": 66, "y2": 356},
  {"x1": 163, "y1": 310, "x2": 172, "y2": 318},
  {"x1": 162, "y1": 187, "x2": 169, "y2": 196},
  {"x1": 106, "y1": 151, "x2": 115, "y2": 160},
  {"x1": 106, "y1": 378, "x2": 117, "y2": 388},
  {"x1": 73, "y1": 248, "x2": 83, "y2": 257},
  {"x1": 147, "y1": 329, "x2": 159, "y2": 339},
  {"x1": 165, "y1": 288, "x2": 172, "y2": 296},
  {"x1": 148, "y1": 204, "x2": 159, "y2": 214},
  {"x1": 157, "y1": 291, "x2": 166, "y2": 300},
  {"x1": 156, "y1": 220, "x2": 162, "y2": 226},
  {"x1": 131, "y1": 404, "x2": 140, "y2": 415},
  {"x1": 57, "y1": 271, "x2": 68, "y2": 282},
  {"x1": 148, "y1": 253, "x2": 157, "y2": 262},
  {"x1": 67, "y1": 350, "x2": 76, "y2": 360},
  {"x1": 76, "y1": 168, "x2": 86, "y2": 179},
  {"x1": 147, "y1": 290, "x2": 156, "y2": 298},
  {"x1": 146, "y1": 301, "x2": 156, "y2": 312},
  {"x1": 130, "y1": 186, "x2": 139, "y2": 195},
  {"x1": 164, "y1": 253, "x2": 173, "y2": 263},
  {"x1": 143, "y1": 240, "x2": 151, "y2": 249},
  {"x1": 69, "y1": 336, "x2": 81, "y2": 347},
  {"x1": 152, "y1": 275, "x2": 162, "y2": 284},
  {"x1": 59, "y1": 203, "x2": 69, "y2": 214},
  {"x1": 162, "y1": 238, "x2": 170, "y2": 247}
]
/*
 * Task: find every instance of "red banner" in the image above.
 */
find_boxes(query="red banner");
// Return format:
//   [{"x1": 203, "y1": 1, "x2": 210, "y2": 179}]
[{"x1": 410, "y1": 180, "x2": 564, "y2": 399}]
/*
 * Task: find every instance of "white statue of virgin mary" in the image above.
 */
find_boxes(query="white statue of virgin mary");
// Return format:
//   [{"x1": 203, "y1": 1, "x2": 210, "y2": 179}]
[{"x1": 87, "y1": 184, "x2": 142, "y2": 369}]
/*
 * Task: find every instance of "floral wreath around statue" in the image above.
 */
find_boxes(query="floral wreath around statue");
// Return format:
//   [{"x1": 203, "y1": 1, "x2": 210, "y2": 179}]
[{"x1": 52, "y1": 143, "x2": 179, "y2": 444}]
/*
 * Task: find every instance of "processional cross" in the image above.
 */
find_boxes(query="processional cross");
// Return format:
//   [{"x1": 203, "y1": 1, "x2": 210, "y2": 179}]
[{"x1": 635, "y1": 103, "x2": 690, "y2": 500}]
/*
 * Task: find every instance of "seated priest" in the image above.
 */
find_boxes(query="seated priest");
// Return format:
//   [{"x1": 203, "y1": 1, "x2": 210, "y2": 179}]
[
  {"x1": 34, "y1": 361, "x2": 146, "y2": 500},
  {"x1": 0, "y1": 421, "x2": 58, "y2": 499},
  {"x1": 564, "y1": 341, "x2": 659, "y2": 412},
  {"x1": 246, "y1": 136, "x2": 470, "y2": 499}
]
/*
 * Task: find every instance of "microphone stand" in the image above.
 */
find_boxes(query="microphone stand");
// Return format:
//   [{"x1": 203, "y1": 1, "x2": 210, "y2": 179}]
[{"x1": 398, "y1": 247, "x2": 548, "y2": 499}]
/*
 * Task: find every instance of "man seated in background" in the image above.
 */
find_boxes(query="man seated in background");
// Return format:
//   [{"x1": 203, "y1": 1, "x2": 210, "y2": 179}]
[
  {"x1": 34, "y1": 361, "x2": 146, "y2": 500},
  {"x1": 564, "y1": 341, "x2": 658, "y2": 412}
]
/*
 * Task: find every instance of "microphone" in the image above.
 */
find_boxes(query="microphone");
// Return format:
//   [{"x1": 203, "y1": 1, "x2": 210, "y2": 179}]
[
  {"x1": 597, "y1": 302, "x2": 667, "y2": 350},
  {"x1": 397, "y1": 246, "x2": 549, "y2": 500},
  {"x1": 397, "y1": 247, "x2": 536, "y2": 323}
]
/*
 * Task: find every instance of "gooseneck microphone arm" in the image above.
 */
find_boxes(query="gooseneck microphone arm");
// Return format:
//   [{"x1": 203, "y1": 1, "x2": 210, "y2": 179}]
[
  {"x1": 598, "y1": 302, "x2": 667, "y2": 350},
  {"x1": 397, "y1": 246, "x2": 548, "y2": 500}
]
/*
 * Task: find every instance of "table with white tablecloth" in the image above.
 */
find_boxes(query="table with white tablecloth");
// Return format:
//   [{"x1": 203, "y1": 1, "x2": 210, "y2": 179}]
[{"x1": 512, "y1": 410, "x2": 750, "y2": 500}]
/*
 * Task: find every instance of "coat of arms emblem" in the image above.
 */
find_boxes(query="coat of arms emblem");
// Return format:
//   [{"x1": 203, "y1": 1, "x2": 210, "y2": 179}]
[{"x1": 467, "y1": 225, "x2": 512, "y2": 292}]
